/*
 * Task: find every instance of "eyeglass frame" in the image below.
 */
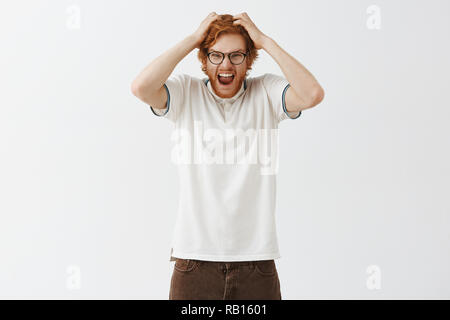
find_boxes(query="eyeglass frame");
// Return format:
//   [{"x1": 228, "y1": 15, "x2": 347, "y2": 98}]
[{"x1": 206, "y1": 50, "x2": 249, "y2": 65}]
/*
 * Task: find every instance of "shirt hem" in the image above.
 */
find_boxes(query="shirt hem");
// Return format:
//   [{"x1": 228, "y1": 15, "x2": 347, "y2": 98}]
[{"x1": 170, "y1": 250, "x2": 281, "y2": 262}]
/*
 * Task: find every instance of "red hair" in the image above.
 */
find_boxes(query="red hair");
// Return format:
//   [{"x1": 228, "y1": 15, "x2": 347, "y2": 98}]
[{"x1": 197, "y1": 14, "x2": 259, "y2": 77}]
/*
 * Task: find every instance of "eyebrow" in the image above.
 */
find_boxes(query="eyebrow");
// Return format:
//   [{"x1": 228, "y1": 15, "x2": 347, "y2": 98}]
[{"x1": 209, "y1": 49, "x2": 246, "y2": 53}]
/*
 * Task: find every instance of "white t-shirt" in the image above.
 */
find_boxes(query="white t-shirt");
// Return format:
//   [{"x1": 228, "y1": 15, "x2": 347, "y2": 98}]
[{"x1": 150, "y1": 73, "x2": 301, "y2": 262}]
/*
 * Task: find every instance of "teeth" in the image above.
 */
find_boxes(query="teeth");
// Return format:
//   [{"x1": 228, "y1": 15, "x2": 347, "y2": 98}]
[{"x1": 218, "y1": 73, "x2": 234, "y2": 77}]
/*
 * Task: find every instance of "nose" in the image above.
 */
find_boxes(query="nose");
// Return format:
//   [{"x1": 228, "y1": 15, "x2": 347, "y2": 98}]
[{"x1": 220, "y1": 55, "x2": 233, "y2": 68}]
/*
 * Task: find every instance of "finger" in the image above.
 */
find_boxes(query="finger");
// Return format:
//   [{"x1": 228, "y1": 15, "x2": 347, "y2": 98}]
[
  {"x1": 235, "y1": 12, "x2": 247, "y2": 19},
  {"x1": 233, "y1": 18, "x2": 246, "y2": 26}
]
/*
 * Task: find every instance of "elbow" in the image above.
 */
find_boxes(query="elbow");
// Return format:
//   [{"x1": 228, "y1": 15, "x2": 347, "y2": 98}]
[
  {"x1": 309, "y1": 85, "x2": 325, "y2": 108},
  {"x1": 131, "y1": 81, "x2": 142, "y2": 98}
]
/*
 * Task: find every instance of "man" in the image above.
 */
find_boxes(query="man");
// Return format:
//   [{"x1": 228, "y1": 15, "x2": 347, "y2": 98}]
[{"x1": 131, "y1": 12, "x2": 324, "y2": 300}]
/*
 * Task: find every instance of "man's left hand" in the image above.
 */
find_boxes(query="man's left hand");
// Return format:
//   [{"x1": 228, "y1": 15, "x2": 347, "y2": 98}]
[{"x1": 232, "y1": 12, "x2": 268, "y2": 50}]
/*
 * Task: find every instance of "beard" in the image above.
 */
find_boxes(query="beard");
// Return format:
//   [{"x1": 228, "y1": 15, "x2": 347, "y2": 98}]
[{"x1": 205, "y1": 67, "x2": 246, "y2": 99}]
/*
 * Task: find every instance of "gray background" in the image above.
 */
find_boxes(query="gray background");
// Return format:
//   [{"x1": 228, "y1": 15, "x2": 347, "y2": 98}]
[{"x1": 1, "y1": 0, "x2": 449, "y2": 299}]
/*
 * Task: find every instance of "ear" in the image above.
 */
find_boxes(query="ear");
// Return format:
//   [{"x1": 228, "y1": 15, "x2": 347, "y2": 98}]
[{"x1": 200, "y1": 58, "x2": 207, "y2": 72}]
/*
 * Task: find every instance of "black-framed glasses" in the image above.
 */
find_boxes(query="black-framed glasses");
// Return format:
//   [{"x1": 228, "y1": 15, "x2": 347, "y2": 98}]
[{"x1": 207, "y1": 50, "x2": 249, "y2": 65}]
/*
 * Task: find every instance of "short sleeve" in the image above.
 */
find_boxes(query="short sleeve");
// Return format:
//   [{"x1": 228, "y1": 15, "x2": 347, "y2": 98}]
[
  {"x1": 261, "y1": 73, "x2": 301, "y2": 123},
  {"x1": 149, "y1": 73, "x2": 186, "y2": 123}
]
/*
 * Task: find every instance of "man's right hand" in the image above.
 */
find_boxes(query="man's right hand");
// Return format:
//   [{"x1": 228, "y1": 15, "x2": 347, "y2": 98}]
[
  {"x1": 132, "y1": 13, "x2": 220, "y2": 110},
  {"x1": 192, "y1": 12, "x2": 219, "y2": 49}
]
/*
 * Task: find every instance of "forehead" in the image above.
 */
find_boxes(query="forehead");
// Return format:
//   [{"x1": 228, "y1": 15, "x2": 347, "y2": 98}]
[{"x1": 210, "y1": 33, "x2": 246, "y2": 52}]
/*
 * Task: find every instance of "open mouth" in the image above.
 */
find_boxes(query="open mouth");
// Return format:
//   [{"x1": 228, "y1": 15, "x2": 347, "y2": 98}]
[{"x1": 218, "y1": 74, "x2": 235, "y2": 86}]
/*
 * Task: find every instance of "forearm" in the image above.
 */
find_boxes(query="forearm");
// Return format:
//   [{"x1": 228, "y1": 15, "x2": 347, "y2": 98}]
[
  {"x1": 131, "y1": 34, "x2": 198, "y2": 96},
  {"x1": 262, "y1": 36, "x2": 322, "y2": 103}
]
